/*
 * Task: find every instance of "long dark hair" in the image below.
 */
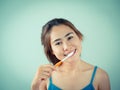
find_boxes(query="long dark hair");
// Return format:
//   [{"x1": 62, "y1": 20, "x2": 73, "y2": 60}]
[{"x1": 41, "y1": 18, "x2": 83, "y2": 65}]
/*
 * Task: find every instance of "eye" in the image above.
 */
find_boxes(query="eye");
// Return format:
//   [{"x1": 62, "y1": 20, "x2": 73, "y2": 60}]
[
  {"x1": 67, "y1": 36, "x2": 73, "y2": 40},
  {"x1": 55, "y1": 41, "x2": 62, "y2": 45}
]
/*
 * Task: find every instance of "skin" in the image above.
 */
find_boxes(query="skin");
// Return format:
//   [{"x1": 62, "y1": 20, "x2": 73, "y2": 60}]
[
  {"x1": 31, "y1": 25, "x2": 110, "y2": 90},
  {"x1": 31, "y1": 64, "x2": 55, "y2": 90}
]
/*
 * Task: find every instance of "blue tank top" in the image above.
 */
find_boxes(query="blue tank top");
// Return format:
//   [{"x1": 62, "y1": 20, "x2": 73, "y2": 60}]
[{"x1": 48, "y1": 66, "x2": 98, "y2": 90}]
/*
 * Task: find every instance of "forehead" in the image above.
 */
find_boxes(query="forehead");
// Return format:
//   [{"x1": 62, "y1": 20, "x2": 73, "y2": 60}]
[{"x1": 50, "y1": 25, "x2": 74, "y2": 39}]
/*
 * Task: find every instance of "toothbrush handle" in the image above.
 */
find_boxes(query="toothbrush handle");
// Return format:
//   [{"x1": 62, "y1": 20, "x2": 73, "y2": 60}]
[{"x1": 55, "y1": 61, "x2": 62, "y2": 67}]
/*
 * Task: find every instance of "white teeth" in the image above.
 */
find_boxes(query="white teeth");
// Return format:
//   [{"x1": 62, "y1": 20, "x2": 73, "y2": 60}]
[
  {"x1": 62, "y1": 50, "x2": 75, "y2": 62},
  {"x1": 64, "y1": 50, "x2": 76, "y2": 57}
]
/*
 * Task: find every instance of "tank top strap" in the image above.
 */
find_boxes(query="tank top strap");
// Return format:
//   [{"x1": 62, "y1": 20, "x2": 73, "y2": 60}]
[{"x1": 90, "y1": 66, "x2": 98, "y2": 84}]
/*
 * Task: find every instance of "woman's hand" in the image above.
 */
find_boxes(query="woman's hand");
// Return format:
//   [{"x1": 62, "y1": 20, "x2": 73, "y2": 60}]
[{"x1": 31, "y1": 64, "x2": 55, "y2": 90}]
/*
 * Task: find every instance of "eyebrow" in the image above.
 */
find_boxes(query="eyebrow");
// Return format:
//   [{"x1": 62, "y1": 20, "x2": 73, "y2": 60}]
[
  {"x1": 52, "y1": 32, "x2": 74, "y2": 43},
  {"x1": 65, "y1": 32, "x2": 73, "y2": 37}
]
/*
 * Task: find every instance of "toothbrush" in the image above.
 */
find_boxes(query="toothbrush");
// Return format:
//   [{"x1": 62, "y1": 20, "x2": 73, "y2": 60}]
[{"x1": 55, "y1": 51, "x2": 74, "y2": 67}]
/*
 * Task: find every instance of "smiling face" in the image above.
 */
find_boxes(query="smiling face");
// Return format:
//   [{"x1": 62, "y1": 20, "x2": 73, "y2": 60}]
[
  {"x1": 41, "y1": 18, "x2": 83, "y2": 65},
  {"x1": 50, "y1": 24, "x2": 82, "y2": 62}
]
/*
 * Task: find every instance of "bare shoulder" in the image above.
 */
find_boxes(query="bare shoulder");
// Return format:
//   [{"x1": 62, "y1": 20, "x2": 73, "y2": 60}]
[
  {"x1": 95, "y1": 67, "x2": 111, "y2": 90},
  {"x1": 96, "y1": 67, "x2": 109, "y2": 81}
]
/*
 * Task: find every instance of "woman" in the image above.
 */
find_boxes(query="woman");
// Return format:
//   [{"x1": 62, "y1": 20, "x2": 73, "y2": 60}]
[{"x1": 31, "y1": 18, "x2": 110, "y2": 90}]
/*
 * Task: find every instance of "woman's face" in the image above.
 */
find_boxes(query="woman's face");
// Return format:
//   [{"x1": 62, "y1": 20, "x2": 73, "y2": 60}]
[{"x1": 50, "y1": 25, "x2": 82, "y2": 62}]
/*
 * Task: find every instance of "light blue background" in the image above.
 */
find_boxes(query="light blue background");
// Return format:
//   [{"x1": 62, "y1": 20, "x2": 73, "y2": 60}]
[{"x1": 0, "y1": 0, "x2": 120, "y2": 90}]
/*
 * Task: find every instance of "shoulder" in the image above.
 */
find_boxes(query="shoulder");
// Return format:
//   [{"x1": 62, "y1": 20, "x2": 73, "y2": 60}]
[
  {"x1": 95, "y1": 67, "x2": 111, "y2": 90},
  {"x1": 96, "y1": 67, "x2": 109, "y2": 81}
]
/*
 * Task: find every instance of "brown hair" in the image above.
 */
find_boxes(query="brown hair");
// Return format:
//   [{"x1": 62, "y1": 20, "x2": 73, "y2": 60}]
[{"x1": 41, "y1": 18, "x2": 83, "y2": 65}]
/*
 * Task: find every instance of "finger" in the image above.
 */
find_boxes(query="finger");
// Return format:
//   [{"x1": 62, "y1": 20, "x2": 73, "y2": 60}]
[
  {"x1": 37, "y1": 65, "x2": 55, "y2": 75},
  {"x1": 35, "y1": 64, "x2": 55, "y2": 81},
  {"x1": 42, "y1": 67, "x2": 54, "y2": 74},
  {"x1": 37, "y1": 70, "x2": 51, "y2": 80},
  {"x1": 39, "y1": 76, "x2": 48, "y2": 81},
  {"x1": 43, "y1": 64, "x2": 56, "y2": 70}
]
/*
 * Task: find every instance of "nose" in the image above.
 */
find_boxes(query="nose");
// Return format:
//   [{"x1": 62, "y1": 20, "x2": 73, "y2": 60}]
[{"x1": 63, "y1": 41, "x2": 71, "y2": 51}]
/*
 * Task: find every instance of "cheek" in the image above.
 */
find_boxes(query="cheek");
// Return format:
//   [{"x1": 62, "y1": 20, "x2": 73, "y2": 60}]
[
  {"x1": 79, "y1": 43, "x2": 82, "y2": 54},
  {"x1": 52, "y1": 48, "x2": 63, "y2": 60},
  {"x1": 54, "y1": 53, "x2": 62, "y2": 60},
  {"x1": 52, "y1": 47, "x2": 61, "y2": 57},
  {"x1": 76, "y1": 40, "x2": 82, "y2": 52}
]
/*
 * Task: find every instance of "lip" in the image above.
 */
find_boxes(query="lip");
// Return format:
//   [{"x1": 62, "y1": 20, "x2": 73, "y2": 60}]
[
  {"x1": 64, "y1": 49, "x2": 76, "y2": 57},
  {"x1": 70, "y1": 49, "x2": 76, "y2": 57}
]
